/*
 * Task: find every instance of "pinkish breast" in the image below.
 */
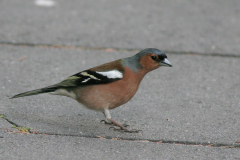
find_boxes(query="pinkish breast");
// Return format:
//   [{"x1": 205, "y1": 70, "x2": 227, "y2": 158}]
[{"x1": 73, "y1": 67, "x2": 147, "y2": 111}]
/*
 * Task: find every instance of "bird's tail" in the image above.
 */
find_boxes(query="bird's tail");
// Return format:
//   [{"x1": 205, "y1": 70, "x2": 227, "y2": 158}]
[{"x1": 10, "y1": 85, "x2": 59, "y2": 99}]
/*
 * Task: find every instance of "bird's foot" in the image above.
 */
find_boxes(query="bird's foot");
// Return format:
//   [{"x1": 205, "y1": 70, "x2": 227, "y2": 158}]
[
  {"x1": 100, "y1": 120, "x2": 114, "y2": 125},
  {"x1": 101, "y1": 120, "x2": 131, "y2": 128},
  {"x1": 102, "y1": 118, "x2": 142, "y2": 133},
  {"x1": 109, "y1": 126, "x2": 142, "y2": 133},
  {"x1": 101, "y1": 120, "x2": 129, "y2": 127}
]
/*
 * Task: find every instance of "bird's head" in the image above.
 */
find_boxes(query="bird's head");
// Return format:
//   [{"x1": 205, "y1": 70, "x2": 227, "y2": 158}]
[
  {"x1": 136, "y1": 48, "x2": 172, "y2": 71},
  {"x1": 122, "y1": 48, "x2": 172, "y2": 73}
]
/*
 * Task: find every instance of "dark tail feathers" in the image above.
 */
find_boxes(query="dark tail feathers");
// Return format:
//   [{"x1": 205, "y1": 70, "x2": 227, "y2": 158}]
[{"x1": 10, "y1": 85, "x2": 59, "y2": 99}]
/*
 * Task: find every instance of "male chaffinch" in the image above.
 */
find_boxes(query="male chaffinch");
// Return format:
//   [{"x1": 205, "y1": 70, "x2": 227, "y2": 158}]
[{"x1": 11, "y1": 48, "x2": 172, "y2": 132}]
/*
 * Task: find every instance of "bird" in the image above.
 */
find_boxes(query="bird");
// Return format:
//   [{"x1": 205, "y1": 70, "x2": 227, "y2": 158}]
[{"x1": 11, "y1": 48, "x2": 172, "y2": 132}]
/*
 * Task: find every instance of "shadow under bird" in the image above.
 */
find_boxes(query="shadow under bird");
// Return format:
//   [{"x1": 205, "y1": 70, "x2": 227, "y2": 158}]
[{"x1": 11, "y1": 48, "x2": 172, "y2": 132}]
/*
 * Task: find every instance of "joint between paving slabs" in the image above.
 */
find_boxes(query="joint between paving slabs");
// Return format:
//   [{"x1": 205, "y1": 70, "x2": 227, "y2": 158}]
[
  {"x1": 0, "y1": 114, "x2": 31, "y2": 134},
  {"x1": 0, "y1": 114, "x2": 240, "y2": 148},
  {"x1": 0, "y1": 41, "x2": 240, "y2": 58}
]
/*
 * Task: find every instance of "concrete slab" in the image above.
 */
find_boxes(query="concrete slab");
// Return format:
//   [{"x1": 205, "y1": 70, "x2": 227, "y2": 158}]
[
  {"x1": 1, "y1": 45, "x2": 240, "y2": 147},
  {"x1": 1, "y1": 133, "x2": 239, "y2": 160},
  {"x1": 0, "y1": 0, "x2": 240, "y2": 55}
]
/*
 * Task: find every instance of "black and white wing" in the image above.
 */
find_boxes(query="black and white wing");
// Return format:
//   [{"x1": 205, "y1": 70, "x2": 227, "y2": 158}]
[{"x1": 58, "y1": 70, "x2": 123, "y2": 87}]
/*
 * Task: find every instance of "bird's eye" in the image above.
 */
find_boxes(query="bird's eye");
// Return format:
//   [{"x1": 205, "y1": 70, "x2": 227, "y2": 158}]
[{"x1": 151, "y1": 56, "x2": 157, "y2": 60}]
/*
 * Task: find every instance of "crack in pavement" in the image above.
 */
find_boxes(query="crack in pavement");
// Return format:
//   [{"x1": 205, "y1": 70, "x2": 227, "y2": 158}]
[
  {"x1": 2, "y1": 117, "x2": 240, "y2": 148},
  {"x1": 1, "y1": 41, "x2": 240, "y2": 58}
]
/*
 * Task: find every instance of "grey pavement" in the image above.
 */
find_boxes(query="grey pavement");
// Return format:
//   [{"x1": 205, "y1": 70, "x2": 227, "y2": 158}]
[
  {"x1": 1, "y1": 0, "x2": 240, "y2": 55},
  {"x1": 1, "y1": 134, "x2": 239, "y2": 160},
  {"x1": 0, "y1": 0, "x2": 240, "y2": 159}
]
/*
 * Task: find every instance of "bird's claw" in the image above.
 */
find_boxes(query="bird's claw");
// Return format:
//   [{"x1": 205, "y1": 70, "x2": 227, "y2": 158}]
[
  {"x1": 100, "y1": 120, "x2": 114, "y2": 125},
  {"x1": 101, "y1": 120, "x2": 130, "y2": 128},
  {"x1": 122, "y1": 124, "x2": 130, "y2": 128},
  {"x1": 127, "y1": 129, "x2": 143, "y2": 133},
  {"x1": 101, "y1": 119, "x2": 142, "y2": 133},
  {"x1": 108, "y1": 126, "x2": 142, "y2": 133}
]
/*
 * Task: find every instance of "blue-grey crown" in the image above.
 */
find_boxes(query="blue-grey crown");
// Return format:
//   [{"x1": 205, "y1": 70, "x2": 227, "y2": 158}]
[{"x1": 136, "y1": 48, "x2": 167, "y2": 60}]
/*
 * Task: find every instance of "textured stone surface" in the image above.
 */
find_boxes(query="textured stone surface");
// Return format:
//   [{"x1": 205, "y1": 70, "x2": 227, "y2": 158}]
[
  {"x1": 1, "y1": 133, "x2": 240, "y2": 160},
  {"x1": 0, "y1": 0, "x2": 240, "y2": 54}
]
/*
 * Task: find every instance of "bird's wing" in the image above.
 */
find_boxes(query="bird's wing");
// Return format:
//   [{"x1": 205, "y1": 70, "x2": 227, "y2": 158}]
[{"x1": 58, "y1": 69, "x2": 123, "y2": 87}]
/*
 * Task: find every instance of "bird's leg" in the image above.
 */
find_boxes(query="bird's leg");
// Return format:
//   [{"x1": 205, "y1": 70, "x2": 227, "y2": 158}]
[
  {"x1": 102, "y1": 109, "x2": 141, "y2": 133},
  {"x1": 100, "y1": 110, "x2": 114, "y2": 125},
  {"x1": 103, "y1": 109, "x2": 129, "y2": 131}
]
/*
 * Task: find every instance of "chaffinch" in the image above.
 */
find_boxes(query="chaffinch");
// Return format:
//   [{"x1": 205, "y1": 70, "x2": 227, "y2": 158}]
[{"x1": 11, "y1": 48, "x2": 172, "y2": 132}]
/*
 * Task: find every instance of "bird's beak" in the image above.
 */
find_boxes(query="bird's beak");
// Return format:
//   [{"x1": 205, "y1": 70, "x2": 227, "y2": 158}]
[{"x1": 159, "y1": 58, "x2": 172, "y2": 67}]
